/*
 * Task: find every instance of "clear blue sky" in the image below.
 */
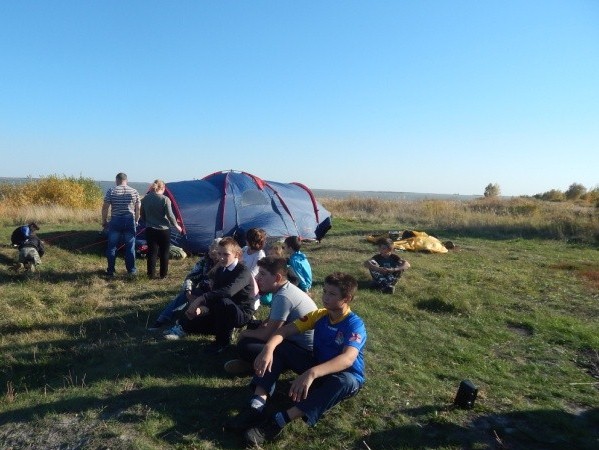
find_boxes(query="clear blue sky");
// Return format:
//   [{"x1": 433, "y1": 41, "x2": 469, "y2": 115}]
[{"x1": 1, "y1": 1, "x2": 598, "y2": 196}]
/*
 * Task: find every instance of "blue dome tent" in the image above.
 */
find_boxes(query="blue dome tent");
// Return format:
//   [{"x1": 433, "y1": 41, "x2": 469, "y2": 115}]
[{"x1": 153, "y1": 170, "x2": 332, "y2": 254}]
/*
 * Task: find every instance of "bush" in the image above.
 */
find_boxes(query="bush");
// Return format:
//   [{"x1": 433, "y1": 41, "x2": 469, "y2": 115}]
[
  {"x1": 483, "y1": 183, "x2": 501, "y2": 197},
  {"x1": 0, "y1": 175, "x2": 103, "y2": 209},
  {"x1": 565, "y1": 183, "x2": 587, "y2": 200}
]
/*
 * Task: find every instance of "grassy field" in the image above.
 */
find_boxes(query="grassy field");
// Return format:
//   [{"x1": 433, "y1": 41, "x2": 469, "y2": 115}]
[{"x1": 0, "y1": 207, "x2": 598, "y2": 449}]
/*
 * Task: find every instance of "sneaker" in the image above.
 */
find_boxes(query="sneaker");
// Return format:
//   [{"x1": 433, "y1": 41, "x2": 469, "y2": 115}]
[
  {"x1": 223, "y1": 406, "x2": 264, "y2": 433},
  {"x1": 147, "y1": 320, "x2": 167, "y2": 332},
  {"x1": 244, "y1": 416, "x2": 283, "y2": 446},
  {"x1": 381, "y1": 285, "x2": 395, "y2": 294},
  {"x1": 224, "y1": 359, "x2": 252, "y2": 376},
  {"x1": 164, "y1": 324, "x2": 186, "y2": 340},
  {"x1": 27, "y1": 263, "x2": 36, "y2": 273},
  {"x1": 12, "y1": 262, "x2": 24, "y2": 273},
  {"x1": 204, "y1": 342, "x2": 228, "y2": 355}
]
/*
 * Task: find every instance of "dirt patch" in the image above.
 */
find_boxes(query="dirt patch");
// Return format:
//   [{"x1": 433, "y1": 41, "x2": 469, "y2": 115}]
[
  {"x1": 0, "y1": 414, "x2": 138, "y2": 450},
  {"x1": 507, "y1": 322, "x2": 534, "y2": 336},
  {"x1": 579, "y1": 269, "x2": 599, "y2": 290},
  {"x1": 549, "y1": 262, "x2": 599, "y2": 291},
  {"x1": 575, "y1": 348, "x2": 599, "y2": 384}
]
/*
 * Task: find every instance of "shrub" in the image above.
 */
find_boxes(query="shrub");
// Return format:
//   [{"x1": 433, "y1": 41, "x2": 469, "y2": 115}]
[
  {"x1": 483, "y1": 183, "x2": 501, "y2": 197},
  {"x1": 0, "y1": 175, "x2": 103, "y2": 209},
  {"x1": 565, "y1": 183, "x2": 587, "y2": 200}
]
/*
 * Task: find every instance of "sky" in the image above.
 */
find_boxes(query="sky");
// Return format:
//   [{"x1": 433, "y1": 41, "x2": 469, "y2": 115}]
[{"x1": 1, "y1": 1, "x2": 598, "y2": 197}]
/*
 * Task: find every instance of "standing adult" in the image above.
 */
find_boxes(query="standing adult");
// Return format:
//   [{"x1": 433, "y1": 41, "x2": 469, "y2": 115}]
[
  {"x1": 140, "y1": 179, "x2": 182, "y2": 279},
  {"x1": 102, "y1": 172, "x2": 141, "y2": 277}
]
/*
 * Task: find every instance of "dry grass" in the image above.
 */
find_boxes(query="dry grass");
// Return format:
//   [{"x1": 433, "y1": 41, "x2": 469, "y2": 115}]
[{"x1": 321, "y1": 196, "x2": 599, "y2": 243}]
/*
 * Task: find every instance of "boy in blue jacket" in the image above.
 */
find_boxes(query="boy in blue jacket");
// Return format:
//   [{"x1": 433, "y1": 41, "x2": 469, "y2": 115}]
[{"x1": 284, "y1": 236, "x2": 312, "y2": 292}]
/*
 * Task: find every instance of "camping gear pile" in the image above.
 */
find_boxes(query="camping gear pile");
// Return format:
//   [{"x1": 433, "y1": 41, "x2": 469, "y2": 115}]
[{"x1": 367, "y1": 230, "x2": 450, "y2": 254}]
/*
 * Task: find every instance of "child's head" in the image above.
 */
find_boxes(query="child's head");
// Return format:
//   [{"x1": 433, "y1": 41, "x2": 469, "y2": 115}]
[
  {"x1": 255, "y1": 256, "x2": 289, "y2": 293},
  {"x1": 28, "y1": 222, "x2": 40, "y2": 232},
  {"x1": 322, "y1": 272, "x2": 358, "y2": 309},
  {"x1": 376, "y1": 237, "x2": 394, "y2": 255},
  {"x1": 208, "y1": 238, "x2": 222, "y2": 261},
  {"x1": 218, "y1": 236, "x2": 242, "y2": 266},
  {"x1": 246, "y1": 228, "x2": 267, "y2": 251},
  {"x1": 266, "y1": 241, "x2": 285, "y2": 257},
  {"x1": 284, "y1": 236, "x2": 301, "y2": 253}
]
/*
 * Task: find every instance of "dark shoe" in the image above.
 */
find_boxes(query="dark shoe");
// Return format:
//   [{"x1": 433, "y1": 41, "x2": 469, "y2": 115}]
[
  {"x1": 224, "y1": 359, "x2": 253, "y2": 376},
  {"x1": 244, "y1": 416, "x2": 283, "y2": 446},
  {"x1": 381, "y1": 285, "x2": 395, "y2": 294},
  {"x1": 104, "y1": 270, "x2": 115, "y2": 279},
  {"x1": 204, "y1": 342, "x2": 228, "y2": 355},
  {"x1": 223, "y1": 406, "x2": 264, "y2": 433},
  {"x1": 369, "y1": 281, "x2": 383, "y2": 290}
]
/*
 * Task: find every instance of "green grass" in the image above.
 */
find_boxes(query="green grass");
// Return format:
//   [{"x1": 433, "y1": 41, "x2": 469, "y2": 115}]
[{"x1": 1, "y1": 220, "x2": 598, "y2": 449}]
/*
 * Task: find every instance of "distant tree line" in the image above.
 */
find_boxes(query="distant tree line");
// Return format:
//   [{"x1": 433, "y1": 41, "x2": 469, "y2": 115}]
[{"x1": 483, "y1": 182, "x2": 599, "y2": 206}]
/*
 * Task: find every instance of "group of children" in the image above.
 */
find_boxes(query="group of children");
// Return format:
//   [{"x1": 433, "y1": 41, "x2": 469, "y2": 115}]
[
  {"x1": 8, "y1": 220, "x2": 409, "y2": 445},
  {"x1": 144, "y1": 228, "x2": 409, "y2": 445}
]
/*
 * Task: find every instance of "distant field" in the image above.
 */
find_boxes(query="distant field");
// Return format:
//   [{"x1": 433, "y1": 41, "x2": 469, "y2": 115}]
[{"x1": 1, "y1": 176, "x2": 479, "y2": 201}]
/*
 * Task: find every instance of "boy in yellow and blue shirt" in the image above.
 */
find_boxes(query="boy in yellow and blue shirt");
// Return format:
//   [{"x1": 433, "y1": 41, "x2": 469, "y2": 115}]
[{"x1": 225, "y1": 272, "x2": 367, "y2": 446}]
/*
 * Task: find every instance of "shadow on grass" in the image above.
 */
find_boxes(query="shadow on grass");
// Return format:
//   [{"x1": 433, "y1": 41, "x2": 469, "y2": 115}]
[
  {"x1": 0, "y1": 384, "x2": 247, "y2": 449},
  {"x1": 415, "y1": 297, "x2": 458, "y2": 314},
  {"x1": 362, "y1": 405, "x2": 599, "y2": 450},
  {"x1": 40, "y1": 230, "x2": 107, "y2": 256},
  {"x1": 0, "y1": 302, "x2": 262, "y2": 448}
]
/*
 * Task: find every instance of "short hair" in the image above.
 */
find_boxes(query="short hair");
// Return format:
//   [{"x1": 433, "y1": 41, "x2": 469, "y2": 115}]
[
  {"x1": 28, "y1": 222, "x2": 40, "y2": 231},
  {"x1": 376, "y1": 237, "x2": 394, "y2": 249},
  {"x1": 219, "y1": 236, "x2": 242, "y2": 256},
  {"x1": 257, "y1": 256, "x2": 288, "y2": 278},
  {"x1": 246, "y1": 228, "x2": 267, "y2": 251},
  {"x1": 116, "y1": 172, "x2": 128, "y2": 182},
  {"x1": 284, "y1": 236, "x2": 301, "y2": 252},
  {"x1": 324, "y1": 272, "x2": 358, "y2": 300},
  {"x1": 150, "y1": 179, "x2": 165, "y2": 192}
]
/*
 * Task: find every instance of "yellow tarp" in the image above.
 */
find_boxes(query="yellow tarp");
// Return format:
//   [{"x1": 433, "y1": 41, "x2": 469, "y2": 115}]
[{"x1": 366, "y1": 230, "x2": 448, "y2": 254}]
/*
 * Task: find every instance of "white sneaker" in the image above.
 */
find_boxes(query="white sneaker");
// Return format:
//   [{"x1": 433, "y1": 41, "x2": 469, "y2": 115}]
[{"x1": 164, "y1": 324, "x2": 186, "y2": 340}]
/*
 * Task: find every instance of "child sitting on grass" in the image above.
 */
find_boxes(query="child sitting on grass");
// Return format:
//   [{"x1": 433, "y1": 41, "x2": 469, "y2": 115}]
[
  {"x1": 225, "y1": 272, "x2": 367, "y2": 446},
  {"x1": 12, "y1": 223, "x2": 45, "y2": 273},
  {"x1": 241, "y1": 228, "x2": 267, "y2": 310},
  {"x1": 284, "y1": 236, "x2": 312, "y2": 292},
  {"x1": 364, "y1": 237, "x2": 410, "y2": 294}
]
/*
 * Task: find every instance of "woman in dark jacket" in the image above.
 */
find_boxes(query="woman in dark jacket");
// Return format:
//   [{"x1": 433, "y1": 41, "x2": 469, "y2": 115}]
[{"x1": 140, "y1": 179, "x2": 182, "y2": 279}]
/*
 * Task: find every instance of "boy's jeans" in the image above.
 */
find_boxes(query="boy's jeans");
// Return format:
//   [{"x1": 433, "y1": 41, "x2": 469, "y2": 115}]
[
  {"x1": 252, "y1": 341, "x2": 361, "y2": 426},
  {"x1": 106, "y1": 215, "x2": 136, "y2": 274}
]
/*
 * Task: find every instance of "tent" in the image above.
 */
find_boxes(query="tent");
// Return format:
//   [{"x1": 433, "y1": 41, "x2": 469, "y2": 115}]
[{"x1": 153, "y1": 170, "x2": 331, "y2": 254}]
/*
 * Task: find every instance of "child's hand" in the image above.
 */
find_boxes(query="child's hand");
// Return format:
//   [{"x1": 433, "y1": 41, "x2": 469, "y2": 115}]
[
  {"x1": 254, "y1": 349, "x2": 274, "y2": 377},
  {"x1": 289, "y1": 369, "x2": 316, "y2": 401}
]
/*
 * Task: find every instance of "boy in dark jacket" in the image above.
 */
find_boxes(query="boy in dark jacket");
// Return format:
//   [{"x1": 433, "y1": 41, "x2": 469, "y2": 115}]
[
  {"x1": 13, "y1": 224, "x2": 45, "y2": 273},
  {"x1": 163, "y1": 237, "x2": 255, "y2": 354}
]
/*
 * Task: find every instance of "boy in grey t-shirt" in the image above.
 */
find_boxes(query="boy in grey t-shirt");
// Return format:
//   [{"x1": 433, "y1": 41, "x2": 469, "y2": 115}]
[{"x1": 224, "y1": 257, "x2": 317, "y2": 375}]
